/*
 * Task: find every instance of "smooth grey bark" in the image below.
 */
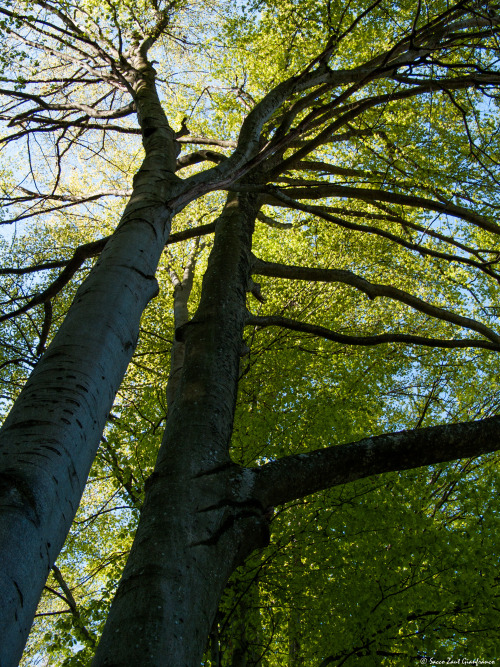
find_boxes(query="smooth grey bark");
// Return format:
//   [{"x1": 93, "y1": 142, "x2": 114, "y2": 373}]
[
  {"x1": 2, "y1": 6, "x2": 500, "y2": 663},
  {"x1": 0, "y1": 34, "x2": 353, "y2": 662},
  {"x1": 252, "y1": 415, "x2": 500, "y2": 509},
  {"x1": 0, "y1": 55, "x2": 181, "y2": 666},
  {"x1": 0, "y1": 206, "x2": 168, "y2": 667},
  {"x1": 91, "y1": 190, "x2": 268, "y2": 666},
  {"x1": 91, "y1": 254, "x2": 500, "y2": 666}
]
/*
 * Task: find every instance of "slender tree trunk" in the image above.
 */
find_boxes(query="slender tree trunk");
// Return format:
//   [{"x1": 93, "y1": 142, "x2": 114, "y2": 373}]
[
  {"x1": 51, "y1": 565, "x2": 96, "y2": 646},
  {"x1": 165, "y1": 237, "x2": 204, "y2": 410},
  {"x1": 0, "y1": 58, "x2": 180, "y2": 665},
  {"x1": 92, "y1": 190, "x2": 270, "y2": 666}
]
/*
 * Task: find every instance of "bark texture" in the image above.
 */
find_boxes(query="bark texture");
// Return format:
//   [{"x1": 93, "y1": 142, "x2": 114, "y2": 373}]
[
  {"x1": 0, "y1": 58, "x2": 179, "y2": 666},
  {"x1": 92, "y1": 191, "x2": 268, "y2": 666},
  {"x1": 252, "y1": 415, "x2": 500, "y2": 508},
  {"x1": 2, "y1": 7, "x2": 500, "y2": 663}
]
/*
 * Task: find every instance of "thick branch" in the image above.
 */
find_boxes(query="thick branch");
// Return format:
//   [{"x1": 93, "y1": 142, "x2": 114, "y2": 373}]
[
  {"x1": 253, "y1": 415, "x2": 500, "y2": 508},
  {"x1": 261, "y1": 191, "x2": 500, "y2": 279},
  {"x1": 167, "y1": 223, "x2": 216, "y2": 245},
  {"x1": 251, "y1": 258, "x2": 500, "y2": 344},
  {"x1": 270, "y1": 73, "x2": 500, "y2": 177},
  {"x1": 274, "y1": 184, "x2": 500, "y2": 236},
  {"x1": 0, "y1": 239, "x2": 108, "y2": 322},
  {"x1": 177, "y1": 135, "x2": 237, "y2": 149},
  {"x1": 165, "y1": 236, "x2": 205, "y2": 408},
  {"x1": 0, "y1": 88, "x2": 135, "y2": 123},
  {"x1": 175, "y1": 149, "x2": 226, "y2": 170},
  {"x1": 36, "y1": 301, "x2": 53, "y2": 356},
  {"x1": 245, "y1": 314, "x2": 500, "y2": 351}
]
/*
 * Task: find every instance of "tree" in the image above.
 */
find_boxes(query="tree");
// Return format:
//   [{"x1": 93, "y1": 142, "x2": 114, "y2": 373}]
[{"x1": 1, "y1": 0, "x2": 500, "y2": 664}]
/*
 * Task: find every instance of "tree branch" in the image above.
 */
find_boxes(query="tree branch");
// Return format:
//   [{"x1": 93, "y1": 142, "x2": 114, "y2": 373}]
[
  {"x1": 175, "y1": 149, "x2": 226, "y2": 170},
  {"x1": 177, "y1": 135, "x2": 237, "y2": 149},
  {"x1": 253, "y1": 415, "x2": 500, "y2": 508},
  {"x1": 0, "y1": 223, "x2": 217, "y2": 320},
  {"x1": 261, "y1": 190, "x2": 500, "y2": 280},
  {"x1": 251, "y1": 258, "x2": 500, "y2": 344},
  {"x1": 36, "y1": 301, "x2": 53, "y2": 356},
  {"x1": 51, "y1": 565, "x2": 95, "y2": 646},
  {"x1": 272, "y1": 184, "x2": 500, "y2": 236},
  {"x1": 245, "y1": 314, "x2": 500, "y2": 351}
]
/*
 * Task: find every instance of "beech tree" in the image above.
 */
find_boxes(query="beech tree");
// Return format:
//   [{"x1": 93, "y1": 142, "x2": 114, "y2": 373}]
[{"x1": 1, "y1": 0, "x2": 500, "y2": 664}]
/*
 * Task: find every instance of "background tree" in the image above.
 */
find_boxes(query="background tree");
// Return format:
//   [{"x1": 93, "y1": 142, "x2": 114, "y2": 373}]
[{"x1": 1, "y1": 0, "x2": 500, "y2": 664}]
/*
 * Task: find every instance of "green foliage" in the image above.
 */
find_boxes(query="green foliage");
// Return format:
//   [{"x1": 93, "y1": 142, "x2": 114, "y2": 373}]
[
  {"x1": 1, "y1": 0, "x2": 500, "y2": 664},
  {"x1": 215, "y1": 461, "x2": 500, "y2": 665}
]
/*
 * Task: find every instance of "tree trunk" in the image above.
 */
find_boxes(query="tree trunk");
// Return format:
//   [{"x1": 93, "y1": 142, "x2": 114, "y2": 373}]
[
  {"x1": 0, "y1": 59, "x2": 180, "y2": 666},
  {"x1": 92, "y1": 190, "x2": 270, "y2": 666}
]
